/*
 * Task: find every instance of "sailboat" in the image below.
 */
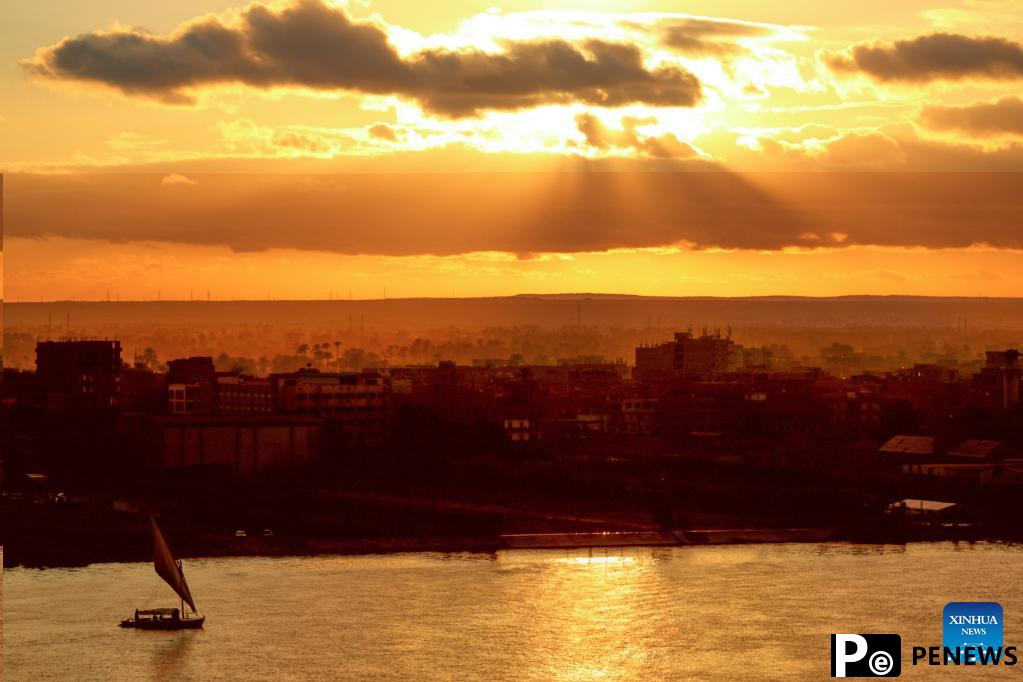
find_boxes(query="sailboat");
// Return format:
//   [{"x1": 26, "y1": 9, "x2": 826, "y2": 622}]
[{"x1": 119, "y1": 512, "x2": 205, "y2": 630}]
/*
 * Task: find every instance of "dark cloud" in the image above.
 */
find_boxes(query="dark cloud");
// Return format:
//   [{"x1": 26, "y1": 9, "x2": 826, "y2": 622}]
[
  {"x1": 660, "y1": 18, "x2": 772, "y2": 57},
  {"x1": 921, "y1": 96, "x2": 1023, "y2": 136},
  {"x1": 23, "y1": 0, "x2": 702, "y2": 116},
  {"x1": 825, "y1": 33, "x2": 1023, "y2": 82},
  {"x1": 6, "y1": 172, "x2": 1023, "y2": 255}
]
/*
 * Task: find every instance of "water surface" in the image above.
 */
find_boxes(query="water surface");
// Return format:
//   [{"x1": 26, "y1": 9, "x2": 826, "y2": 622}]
[{"x1": 4, "y1": 543, "x2": 1022, "y2": 680}]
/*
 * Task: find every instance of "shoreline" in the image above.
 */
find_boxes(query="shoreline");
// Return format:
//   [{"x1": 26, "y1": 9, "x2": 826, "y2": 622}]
[
  {"x1": 7, "y1": 526, "x2": 1015, "y2": 569},
  {"x1": 1, "y1": 536, "x2": 503, "y2": 569}
]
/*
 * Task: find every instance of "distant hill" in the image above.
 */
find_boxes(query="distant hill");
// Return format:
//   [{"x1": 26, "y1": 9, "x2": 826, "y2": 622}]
[{"x1": 6, "y1": 295, "x2": 1023, "y2": 331}]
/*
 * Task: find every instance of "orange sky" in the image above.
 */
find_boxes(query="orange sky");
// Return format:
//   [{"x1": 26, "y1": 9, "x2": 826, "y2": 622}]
[{"x1": 2, "y1": 0, "x2": 1022, "y2": 300}]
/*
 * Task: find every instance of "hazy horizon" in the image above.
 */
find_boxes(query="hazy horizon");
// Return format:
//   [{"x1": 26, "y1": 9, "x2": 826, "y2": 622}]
[
  {"x1": 6, "y1": 292, "x2": 1023, "y2": 304},
  {"x1": 6, "y1": 295, "x2": 1020, "y2": 373}
]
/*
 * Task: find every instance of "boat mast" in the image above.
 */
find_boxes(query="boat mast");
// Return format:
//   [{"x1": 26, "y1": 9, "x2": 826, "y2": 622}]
[
  {"x1": 176, "y1": 559, "x2": 194, "y2": 616},
  {"x1": 177, "y1": 561, "x2": 185, "y2": 617}
]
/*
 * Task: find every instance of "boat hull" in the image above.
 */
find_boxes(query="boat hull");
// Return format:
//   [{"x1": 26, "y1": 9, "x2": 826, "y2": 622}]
[{"x1": 119, "y1": 616, "x2": 205, "y2": 630}]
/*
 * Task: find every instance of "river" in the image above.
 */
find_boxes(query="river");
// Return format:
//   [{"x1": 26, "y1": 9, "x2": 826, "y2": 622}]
[{"x1": 3, "y1": 542, "x2": 1022, "y2": 680}]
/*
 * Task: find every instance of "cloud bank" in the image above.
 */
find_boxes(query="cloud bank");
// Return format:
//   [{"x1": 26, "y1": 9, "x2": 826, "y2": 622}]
[{"x1": 6, "y1": 172, "x2": 1023, "y2": 256}]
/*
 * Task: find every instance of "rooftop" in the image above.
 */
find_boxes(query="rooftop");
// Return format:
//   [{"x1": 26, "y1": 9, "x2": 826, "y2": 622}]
[
  {"x1": 879, "y1": 435, "x2": 934, "y2": 456},
  {"x1": 895, "y1": 498, "x2": 958, "y2": 512}
]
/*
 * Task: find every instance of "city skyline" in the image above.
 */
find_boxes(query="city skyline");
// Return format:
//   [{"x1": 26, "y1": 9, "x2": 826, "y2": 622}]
[{"x1": 3, "y1": 0, "x2": 1023, "y2": 300}]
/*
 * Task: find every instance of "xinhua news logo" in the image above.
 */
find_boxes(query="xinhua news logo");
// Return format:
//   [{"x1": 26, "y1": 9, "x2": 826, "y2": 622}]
[
  {"x1": 831, "y1": 634, "x2": 901, "y2": 677},
  {"x1": 943, "y1": 602, "x2": 1003, "y2": 663}
]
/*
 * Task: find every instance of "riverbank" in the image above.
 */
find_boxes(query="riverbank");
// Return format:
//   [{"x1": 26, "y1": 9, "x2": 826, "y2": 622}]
[
  {"x1": 4, "y1": 495, "x2": 848, "y2": 568},
  {"x1": 7, "y1": 454, "x2": 1017, "y2": 568},
  {"x1": 3, "y1": 529, "x2": 846, "y2": 568},
  {"x1": 7, "y1": 500, "x2": 1009, "y2": 569},
  {"x1": 1, "y1": 535, "x2": 507, "y2": 568}
]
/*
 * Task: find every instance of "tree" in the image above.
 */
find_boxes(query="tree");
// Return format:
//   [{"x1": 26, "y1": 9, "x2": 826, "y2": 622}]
[
  {"x1": 312, "y1": 343, "x2": 333, "y2": 370},
  {"x1": 271, "y1": 354, "x2": 308, "y2": 373},
  {"x1": 214, "y1": 352, "x2": 257, "y2": 375},
  {"x1": 141, "y1": 347, "x2": 159, "y2": 370},
  {"x1": 341, "y1": 347, "x2": 366, "y2": 370}
]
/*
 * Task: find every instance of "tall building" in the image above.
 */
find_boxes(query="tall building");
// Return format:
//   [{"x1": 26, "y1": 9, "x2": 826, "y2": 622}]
[
  {"x1": 35, "y1": 340, "x2": 122, "y2": 409},
  {"x1": 166, "y1": 356, "x2": 217, "y2": 414},
  {"x1": 216, "y1": 375, "x2": 273, "y2": 414},
  {"x1": 974, "y1": 349, "x2": 1021, "y2": 410},
  {"x1": 271, "y1": 369, "x2": 388, "y2": 448},
  {"x1": 635, "y1": 331, "x2": 737, "y2": 379}
]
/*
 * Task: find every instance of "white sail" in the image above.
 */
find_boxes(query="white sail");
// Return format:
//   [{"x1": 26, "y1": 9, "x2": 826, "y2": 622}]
[{"x1": 150, "y1": 513, "x2": 197, "y2": 612}]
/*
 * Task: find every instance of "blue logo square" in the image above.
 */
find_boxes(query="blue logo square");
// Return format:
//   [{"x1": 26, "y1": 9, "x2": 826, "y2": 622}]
[{"x1": 943, "y1": 602, "x2": 1003, "y2": 663}]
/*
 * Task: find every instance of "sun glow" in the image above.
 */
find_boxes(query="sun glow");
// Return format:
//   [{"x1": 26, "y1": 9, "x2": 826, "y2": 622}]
[{"x1": 4, "y1": 0, "x2": 1022, "y2": 300}]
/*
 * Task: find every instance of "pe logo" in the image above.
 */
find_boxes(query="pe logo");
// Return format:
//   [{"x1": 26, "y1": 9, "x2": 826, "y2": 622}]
[
  {"x1": 831, "y1": 634, "x2": 901, "y2": 677},
  {"x1": 944, "y1": 602, "x2": 1002, "y2": 663}
]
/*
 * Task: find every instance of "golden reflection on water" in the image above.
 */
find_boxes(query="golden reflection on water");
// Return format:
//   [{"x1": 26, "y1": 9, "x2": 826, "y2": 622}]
[
  {"x1": 498, "y1": 548, "x2": 666, "y2": 681},
  {"x1": 557, "y1": 555, "x2": 637, "y2": 567},
  {"x1": 5, "y1": 543, "x2": 1023, "y2": 680}
]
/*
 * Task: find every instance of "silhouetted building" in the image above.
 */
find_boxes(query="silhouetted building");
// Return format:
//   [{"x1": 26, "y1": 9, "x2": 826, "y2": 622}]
[
  {"x1": 119, "y1": 365, "x2": 167, "y2": 413},
  {"x1": 946, "y1": 439, "x2": 1011, "y2": 462},
  {"x1": 619, "y1": 396, "x2": 658, "y2": 435},
  {"x1": 216, "y1": 375, "x2": 273, "y2": 414},
  {"x1": 166, "y1": 356, "x2": 216, "y2": 384},
  {"x1": 635, "y1": 332, "x2": 736, "y2": 379},
  {"x1": 166, "y1": 356, "x2": 216, "y2": 414},
  {"x1": 141, "y1": 414, "x2": 324, "y2": 474},
  {"x1": 2, "y1": 368, "x2": 40, "y2": 408},
  {"x1": 503, "y1": 418, "x2": 533, "y2": 442},
  {"x1": 878, "y1": 435, "x2": 935, "y2": 464},
  {"x1": 35, "y1": 340, "x2": 121, "y2": 409},
  {"x1": 272, "y1": 369, "x2": 387, "y2": 448},
  {"x1": 973, "y1": 350, "x2": 1021, "y2": 410},
  {"x1": 168, "y1": 383, "x2": 203, "y2": 415}
]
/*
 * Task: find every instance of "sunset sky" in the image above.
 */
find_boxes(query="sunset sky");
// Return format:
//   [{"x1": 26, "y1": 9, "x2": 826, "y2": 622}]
[{"x1": 2, "y1": 0, "x2": 1023, "y2": 300}]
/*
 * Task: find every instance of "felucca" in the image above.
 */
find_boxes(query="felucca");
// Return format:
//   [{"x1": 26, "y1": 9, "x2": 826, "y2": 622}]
[{"x1": 119, "y1": 512, "x2": 205, "y2": 630}]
